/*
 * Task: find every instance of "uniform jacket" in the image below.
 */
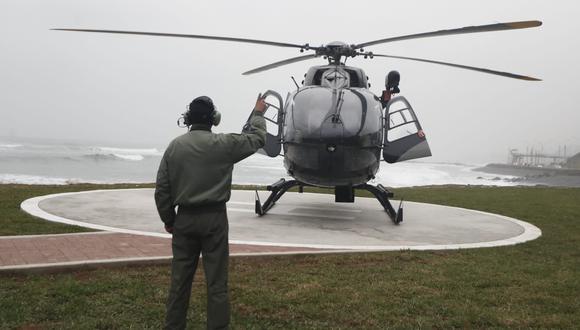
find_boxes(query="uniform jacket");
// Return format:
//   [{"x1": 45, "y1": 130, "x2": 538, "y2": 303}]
[{"x1": 155, "y1": 111, "x2": 266, "y2": 226}]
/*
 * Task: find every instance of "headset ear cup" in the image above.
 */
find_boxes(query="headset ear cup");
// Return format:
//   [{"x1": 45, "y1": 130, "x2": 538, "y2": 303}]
[{"x1": 212, "y1": 110, "x2": 221, "y2": 126}]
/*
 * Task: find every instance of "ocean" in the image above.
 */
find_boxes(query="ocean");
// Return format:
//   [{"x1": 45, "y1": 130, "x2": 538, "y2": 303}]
[{"x1": 0, "y1": 141, "x2": 520, "y2": 187}]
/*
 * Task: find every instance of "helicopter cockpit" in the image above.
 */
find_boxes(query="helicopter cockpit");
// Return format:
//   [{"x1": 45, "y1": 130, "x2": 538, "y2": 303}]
[{"x1": 304, "y1": 65, "x2": 368, "y2": 88}]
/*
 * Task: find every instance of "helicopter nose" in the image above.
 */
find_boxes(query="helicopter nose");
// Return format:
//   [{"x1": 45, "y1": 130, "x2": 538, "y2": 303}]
[{"x1": 320, "y1": 116, "x2": 344, "y2": 140}]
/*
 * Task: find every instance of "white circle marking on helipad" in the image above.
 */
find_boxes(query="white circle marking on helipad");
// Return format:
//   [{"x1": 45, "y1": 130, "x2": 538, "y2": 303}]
[{"x1": 21, "y1": 188, "x2": 541, "y2": 251}]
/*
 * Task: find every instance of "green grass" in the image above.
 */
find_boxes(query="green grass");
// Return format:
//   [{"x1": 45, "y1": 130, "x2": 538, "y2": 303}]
[
  {"x1": 0, "y1": 183, "x2": 153, "y2": 236},
  {"x1": 1, "y1": 185, "x2": 579, "y2": 328}
]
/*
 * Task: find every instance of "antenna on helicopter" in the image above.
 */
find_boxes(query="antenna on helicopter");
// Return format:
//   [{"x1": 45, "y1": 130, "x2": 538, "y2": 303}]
[{"x1": 291, "y1": 76, "x2": 300, "y2": 89}]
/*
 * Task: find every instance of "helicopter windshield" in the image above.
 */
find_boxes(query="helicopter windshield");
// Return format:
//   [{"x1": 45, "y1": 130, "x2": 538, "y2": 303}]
[{"x1": 286, "y1": 87, "x2": 382, "y2": 143}]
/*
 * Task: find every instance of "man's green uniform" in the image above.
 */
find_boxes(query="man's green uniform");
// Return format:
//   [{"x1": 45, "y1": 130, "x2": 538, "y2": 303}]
[{"x1": 155, "y1": 111, "x2": 266, "y2": 329}]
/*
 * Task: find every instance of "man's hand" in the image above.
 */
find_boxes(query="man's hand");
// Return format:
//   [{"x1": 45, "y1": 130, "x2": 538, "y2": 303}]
[
  {"x1": 254, "y1": 93, "x2": 268, "y2": 113},
  {"x1": 165, "y1": 225, "x2": 173, "y2": 234}
]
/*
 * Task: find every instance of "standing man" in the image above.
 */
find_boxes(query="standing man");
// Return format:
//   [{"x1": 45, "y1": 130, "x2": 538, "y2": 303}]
[{"x1": 155, "y1": 94, "x2": 267, "y2": 329}]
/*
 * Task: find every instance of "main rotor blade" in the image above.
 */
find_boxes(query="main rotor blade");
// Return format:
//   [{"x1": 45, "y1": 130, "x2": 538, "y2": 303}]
[
  {"x1": 355, "y1": 20, "x2": 542, "y2": 49},
  {"x1": 51, "y1": 28, "x2": 308, "y2": 49},
  {"x1": 370, "y1": 53, "x2": 541, "y2": 81},
  {"x1": 242, "y1": 54, "x2": 318, "y2": 75}
]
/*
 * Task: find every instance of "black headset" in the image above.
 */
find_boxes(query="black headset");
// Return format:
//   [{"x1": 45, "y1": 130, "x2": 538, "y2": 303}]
[{"x1": 178, "y1": 96, "x2": 221, "y2": 128}]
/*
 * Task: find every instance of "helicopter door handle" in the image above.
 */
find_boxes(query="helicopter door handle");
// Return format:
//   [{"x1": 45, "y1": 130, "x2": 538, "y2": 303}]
[{"x1": 265, "y1": 103, "x2": 280, "y2": 111}]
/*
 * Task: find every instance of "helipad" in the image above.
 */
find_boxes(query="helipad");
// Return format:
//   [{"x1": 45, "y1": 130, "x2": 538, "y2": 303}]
[{"x1": 20, "y1": 189, "x2": 541, "y2": 252}]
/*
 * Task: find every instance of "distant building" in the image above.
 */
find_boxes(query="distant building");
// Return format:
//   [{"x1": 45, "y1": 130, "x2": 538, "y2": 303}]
[
  {"x1": 567, "y1": 153, "x2": 580, "y2": 169},
  {"x1": 508, "y1": 148, "x2": 567, "y2": 168}
]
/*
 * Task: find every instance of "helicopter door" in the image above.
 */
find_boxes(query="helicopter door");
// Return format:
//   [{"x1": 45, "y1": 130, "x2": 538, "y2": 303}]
[
  {"x1": 383, "y1": 96, "x2": 431, "y2": 163},
  {"x1": 243, "y1": 90, "x2": 285, "y2": 157}
]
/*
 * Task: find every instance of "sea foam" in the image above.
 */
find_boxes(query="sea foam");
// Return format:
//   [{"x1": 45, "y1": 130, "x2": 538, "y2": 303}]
[
  {"x1": 0, "y1": 174, "x2": 102, "y2": 185},
  {"x1": 95, "y1": 146, "x2": 161, "y2": 155},
  {"x1": 85, "y1": 146, "x2": 161, "y2": 161},
  {"x1": 0, "y1": 144, "x2": 23, "y2": 149}
]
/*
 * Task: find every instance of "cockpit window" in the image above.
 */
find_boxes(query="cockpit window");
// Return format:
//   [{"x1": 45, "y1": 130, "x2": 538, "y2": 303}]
[
  {"x1": 312, "y1": 70, "x2": 324, "y2": 86},
  {"x1": 345, "y1": 69, "x2": 361, "y2": 87}
]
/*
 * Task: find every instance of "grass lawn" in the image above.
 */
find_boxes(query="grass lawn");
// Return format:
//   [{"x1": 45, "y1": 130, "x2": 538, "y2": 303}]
[
  {"x1": 1, "y1": 184, "x2": 579, "y2": 328},
  {"x1": 0, "y1": 183, "x2": 154, "y2": 236}
]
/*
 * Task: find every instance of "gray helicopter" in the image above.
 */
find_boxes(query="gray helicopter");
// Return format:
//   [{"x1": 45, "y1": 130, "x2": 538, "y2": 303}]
[{"x1": 53, "y1": 20, "x2": 542, "y2": 224}]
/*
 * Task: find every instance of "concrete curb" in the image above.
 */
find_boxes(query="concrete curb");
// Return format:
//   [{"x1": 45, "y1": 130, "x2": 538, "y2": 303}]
[
  {"x1": 0, "y1": 249, "x2": 419, "y2": 274},
  {"x1": 0, "y1": 256, "x2": 172, "y2": 274}
]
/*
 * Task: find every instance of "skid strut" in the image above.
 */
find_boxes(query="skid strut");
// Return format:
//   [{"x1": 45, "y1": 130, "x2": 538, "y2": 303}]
[
  {"x1": 355, "y1": 184, "x2": 403, "y2": 224},
  {"x1": 255, "y1": 179, "x2": 307, "y2": 216},
  {"x1": 255, "y1": 179, "x2": 402, "y2": 224}
]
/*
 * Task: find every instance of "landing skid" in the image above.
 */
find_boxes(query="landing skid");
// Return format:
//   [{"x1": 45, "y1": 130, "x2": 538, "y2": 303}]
[
  {"x1": 254, "y1": 179, "x2": 308, "y2": 216},
  {"x1": 356, "y1": 183, "x2": 403, "y2": 224},
  {"x1": 254, "y1": 179, "x2": 403, "y2": 224}
]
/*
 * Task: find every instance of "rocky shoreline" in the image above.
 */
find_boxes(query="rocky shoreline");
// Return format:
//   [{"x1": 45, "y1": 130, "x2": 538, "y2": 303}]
[{"x1": 473, "y1": 164, "x2": 580, "y2": 187}]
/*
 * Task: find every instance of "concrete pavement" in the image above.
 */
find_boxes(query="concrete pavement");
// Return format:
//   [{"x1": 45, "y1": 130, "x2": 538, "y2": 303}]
[{"x1": 0, "y1": 189, "x2": 541, "y2": 272}]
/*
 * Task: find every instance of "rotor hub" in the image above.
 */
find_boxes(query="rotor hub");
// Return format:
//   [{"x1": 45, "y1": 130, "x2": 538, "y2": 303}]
[{"x1": 314, "y1": 41, "x2": 358, "y2": 64}]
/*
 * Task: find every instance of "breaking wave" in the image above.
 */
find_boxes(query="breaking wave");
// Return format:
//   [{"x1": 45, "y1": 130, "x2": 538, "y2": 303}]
[
  {"x1": 373, "y1": 162, "x2": 522, "y2": 187},
  {"x1": 94, "y1": 147, "x2": 162, "y2": 156},
  {"x1": 0, "y1": 144, "x2": 23, "y2": 149},
  {"x1": 0, "y1": 174, "x2": 104, "y2": 185},
  {"x1": 83, "y1": 146, "x2": 162, "y2": 162},
  {"x1": 82, "y1": 153, "x2": 145, "y2": 161}
]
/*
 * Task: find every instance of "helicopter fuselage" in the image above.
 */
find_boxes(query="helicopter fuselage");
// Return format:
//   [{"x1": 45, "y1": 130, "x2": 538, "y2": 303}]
[{"x1": 282, "y1": 65, "x2": 383, "y2": 187}]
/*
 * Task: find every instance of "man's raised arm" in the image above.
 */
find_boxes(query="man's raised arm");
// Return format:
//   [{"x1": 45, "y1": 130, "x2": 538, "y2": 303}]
[{"x1": 228, "y1": 94, "x2": 268, "y2": 163}]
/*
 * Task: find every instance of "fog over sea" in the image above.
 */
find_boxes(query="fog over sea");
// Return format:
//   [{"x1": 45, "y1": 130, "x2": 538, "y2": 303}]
[{"x1": 0, "y1": 141, "x2": 520, "y2": 187}]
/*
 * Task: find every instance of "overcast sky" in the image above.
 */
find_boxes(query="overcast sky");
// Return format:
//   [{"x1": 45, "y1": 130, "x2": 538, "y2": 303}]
[{"x1": 1, "y1": 0, "x2": 578, "y2": 163}]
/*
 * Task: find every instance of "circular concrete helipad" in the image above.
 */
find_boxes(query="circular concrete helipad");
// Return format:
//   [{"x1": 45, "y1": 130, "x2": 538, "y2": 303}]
[{"x1": 21, "y1": 189, "x2": 541, "y2": 251}]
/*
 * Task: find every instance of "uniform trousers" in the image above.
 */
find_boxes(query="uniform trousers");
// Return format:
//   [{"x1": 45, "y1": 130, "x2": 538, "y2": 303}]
[{"x1": 165, "y1": 204, "x2": 230, "y2": 330}]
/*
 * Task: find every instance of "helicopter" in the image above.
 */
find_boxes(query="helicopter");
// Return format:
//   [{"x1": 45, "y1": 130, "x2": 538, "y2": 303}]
[{"x1": 53, "y1": 20, "x2": 542, "y2": 224}]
